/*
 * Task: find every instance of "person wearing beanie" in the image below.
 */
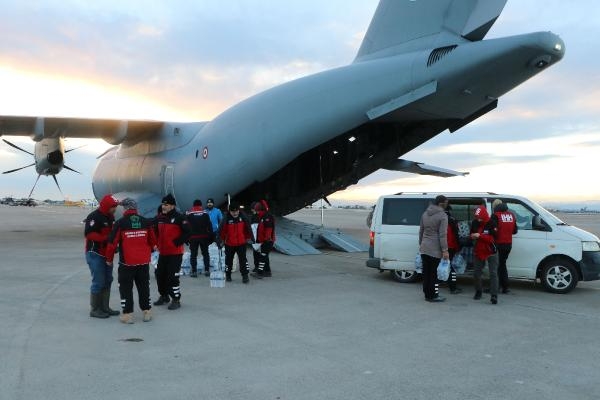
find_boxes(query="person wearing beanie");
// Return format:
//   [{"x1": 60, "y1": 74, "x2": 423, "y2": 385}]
[
  {"x1": 84, "y1": 194, "x2": 120, "y2": 319},
  {"x1": 471, "y1": 204, "x2": 500, "y2": 304},
  {"x1": 106, "y1": 198, "x2": 157, "y2": 323},
  {"x1": 250, "y1": 200, "x2": 276, "y2": 279},
  {"x1": 205, "y1": 198, "x2": 223, "y2": 236},
  {"x1": 218, "y1": 202, "x2": 253, "y2": 283},
  {"x1": 186, "y1": 199, "x2": 214, "y2": 277},
  {"x1": 419, "y1": 195, "x2": 450, "y2": 303},
  {"x1": 493, "y1": 199, "x2": 518, "y2": 294},
  {"x1": 154, "y1": 193, "x2": 191, "y2": 310}
]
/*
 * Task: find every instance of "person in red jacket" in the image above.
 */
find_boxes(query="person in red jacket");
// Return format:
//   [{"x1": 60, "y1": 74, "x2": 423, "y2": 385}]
[
  {"x1": 446, "y1": 205, "x2": 462, "y2": 294},
  {"x1": 106, "y1": 198, "x2": 157, "y2": 324},
  {"x1": 251, "y1": 200, "x2": 276, "y2": 279},
  {"x1": 470, "y1": 205, "x2": 499, "y2": 304},
  {"x1": 154, "y1": 194, "x2": 190, "y2": 310},
  {"x1": 493, "y1": 199, "x2": 518, "y2": 294},
  {"x1": 84, "y1": 194, "x2": 120, "y2": 319},
  {"x1": 219, "y1": 202, "x2": 253, "y2": 283}
]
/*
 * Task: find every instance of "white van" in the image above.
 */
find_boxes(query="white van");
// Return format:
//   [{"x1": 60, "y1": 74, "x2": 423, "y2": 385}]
[{"x1": 367, "y1": 193, "x2": 600, "y2": 294}]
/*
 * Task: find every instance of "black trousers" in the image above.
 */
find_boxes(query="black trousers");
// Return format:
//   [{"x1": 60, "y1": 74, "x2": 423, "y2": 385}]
[
  {"x1": 225, "y1": 245, "x2": 249, "y2": 276},
  {"x1": 118, "y1": 264, "x2": 151, "y2": 313},
  {"x1": 447, "y1": 249, "x2": 458, "y2": 291},
  {"x1": 497, "y1": 244, "x2": 512, "y2": 291},
  {"x1": 190, "y1": 239, "x2": 211, "y2": 272},
  {"x1": 422, "y1": 254, "x2": 440, "y2": 300},
  {"x1": 257, "y1": 242, "x2": 273, "y2": 274},
  {"x1": 156, "y1": 254, "x2": 183, "y2": 300}
]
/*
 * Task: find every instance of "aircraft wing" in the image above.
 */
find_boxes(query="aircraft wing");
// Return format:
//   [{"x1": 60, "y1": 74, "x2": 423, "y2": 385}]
[
  {"x1": 384, "y1": 159, "x2": 469, "y2": 178},
  {"x1": 0, "y1": 116, "x2": 164, "y2": 145}
]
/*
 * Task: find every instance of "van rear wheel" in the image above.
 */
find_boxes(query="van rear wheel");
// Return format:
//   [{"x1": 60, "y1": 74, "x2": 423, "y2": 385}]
[
  {"x1": 541, "y1": 259, "x2": 578, "y2": 294},
  {"x1": 392, "y1": 270, "x2": 419, "y2": 283}
]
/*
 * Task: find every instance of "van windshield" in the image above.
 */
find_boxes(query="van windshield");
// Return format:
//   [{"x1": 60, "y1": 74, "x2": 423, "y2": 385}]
[{"x1": 529, "y1": 200, "x2": 568, "y2": 226}]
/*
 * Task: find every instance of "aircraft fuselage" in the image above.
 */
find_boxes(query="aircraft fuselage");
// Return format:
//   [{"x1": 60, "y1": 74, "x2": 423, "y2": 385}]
[{"x1": 92, "y1": 32, "x2": 564, "y2": 216}]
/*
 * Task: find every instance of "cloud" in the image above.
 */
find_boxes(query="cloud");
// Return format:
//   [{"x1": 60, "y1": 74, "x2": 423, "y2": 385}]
[{"x1": 0, "y1": 0, "x2": 599, "y2": 203}]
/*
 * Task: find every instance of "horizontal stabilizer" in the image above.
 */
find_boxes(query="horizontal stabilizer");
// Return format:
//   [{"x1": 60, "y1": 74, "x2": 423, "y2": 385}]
[
  {"x1": 356, "y1": 0, "x2": 508, "y2": 61},
  {"x1": 384, "y1": 159, "x2": 469, "y2": 178}
]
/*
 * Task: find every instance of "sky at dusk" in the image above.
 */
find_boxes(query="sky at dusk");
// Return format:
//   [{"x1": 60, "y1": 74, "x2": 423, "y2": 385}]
[{"x1": 0, "y1": 0, "x2": 599, "y2": 206}]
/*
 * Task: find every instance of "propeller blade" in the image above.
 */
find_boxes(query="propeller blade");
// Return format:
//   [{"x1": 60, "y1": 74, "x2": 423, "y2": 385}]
[
  {"x1": 2, "y1": 139, "x2": 34, "y2": 156},
  {"x1": 63, "y1": 165, "x2": 82, "y2": 174},
  {"x1": 65, "y1": 145, "x2": 87, "y2": 153},
  {"x1": 28, "y1": 175, "x2": 42, "y2": 198},
  {"x1": 323, "y1": 196, "x2": 332, "y2": 207},
  {"x1": 2, "y1": 163, "x2": 36, "y2": 174},
  {"x1": 52, "y1": 175, "x2": 64, "y2": 197}
]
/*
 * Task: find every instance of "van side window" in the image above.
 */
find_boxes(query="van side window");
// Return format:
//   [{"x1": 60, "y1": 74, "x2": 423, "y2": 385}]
[
  {"x1": 382, "y1": 198, "x2": 429, "y2": 226},
  {"x1": 502, "y1": 201, "x2": 536, "y2": 231}
]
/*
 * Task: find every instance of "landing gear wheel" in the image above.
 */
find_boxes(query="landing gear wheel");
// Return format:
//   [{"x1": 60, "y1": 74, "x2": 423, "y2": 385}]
[
  {"x1": 541, "y1": 259, "x2": 578, "y2": 294},
  {"x1": 392, "y1": 270, "x2": 419, "y2": 283}
]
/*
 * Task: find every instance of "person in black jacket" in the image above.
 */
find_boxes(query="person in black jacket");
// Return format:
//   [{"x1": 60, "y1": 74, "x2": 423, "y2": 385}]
[{"x1": 186, "y1": 200, "x2": 214, "y2": 278}]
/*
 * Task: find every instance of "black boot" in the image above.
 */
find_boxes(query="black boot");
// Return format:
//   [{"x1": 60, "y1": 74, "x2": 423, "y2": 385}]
[
  {"x1": 491, "y1": 295, "x2": 498, "y2": 305},
  {"x1": 90, "y1": 293, "x2": 109, "y2": 319},
  {"x1": 473, "y1": 291, "x2": 482, "y2": 300},
  {"x1": 190, "y1": 268, "x2": 198, "y2": 278},
  {"x1": 242, "y1": 274, "x2": 250, "y2": 284},
  {"x1": 226, "y1": 272, "x2": 232, "y2": 282},
  {"x1": 252, "y1": 270, "x2": 264, "y2": 279},
  {"x1": 168, "y1": 299, "x2": 181, "y2": 310},
  {"x1": 101, "y1": 288, "x2": 120, "y2": 316},
  {"x1": 153, "y1": 295, "x2": 170, "y2": 306}
]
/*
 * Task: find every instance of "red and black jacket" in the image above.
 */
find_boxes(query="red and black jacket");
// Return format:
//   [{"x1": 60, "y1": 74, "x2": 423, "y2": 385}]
[
  {"x1": 471, "y1": 206, "x2": 498, "y2": 261},
  {"x1": 494, "y1": 204, "x2": 518, "y2": 245},
  {"x1": 220, "y1": 213, "x2": 253, "y2": 247},
  {"x1": 106, "y1": 210, "x2": 157, "y2": 266},
  {"x1": 255, "y1": 201, "x2": 276, "y2": 244},
  {"x1": 186, "y1": 206, "x2": 214, "y2": 241},
  {"x1": 84, "y1": 196, "x2": 118, "y2": 257},
  {"x1": 446, "y1": 213, "x2": 460, "y2": 252},
  {"x1": 155, "y1": 209, "x2": 191, "y2": 256}
]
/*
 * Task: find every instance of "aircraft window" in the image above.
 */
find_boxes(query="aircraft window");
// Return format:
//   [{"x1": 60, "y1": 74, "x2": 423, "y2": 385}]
[{"x1": 382, "y1": 198, "x2": 429, "y2": 226}]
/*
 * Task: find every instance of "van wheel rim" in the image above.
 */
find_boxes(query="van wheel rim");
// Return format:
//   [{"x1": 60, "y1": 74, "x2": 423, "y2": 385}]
[
  {"x1": 396, "y1": 271, "x2": 415, "y2": 280},
  {"x1": 546, "y1": 265, "x2": 572, "y2": 289}
]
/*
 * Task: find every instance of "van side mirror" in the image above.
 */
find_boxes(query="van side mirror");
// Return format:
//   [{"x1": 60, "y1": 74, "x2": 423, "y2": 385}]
[{"x1": 533, "y1": 215, "x2": 547, "y2": 231}]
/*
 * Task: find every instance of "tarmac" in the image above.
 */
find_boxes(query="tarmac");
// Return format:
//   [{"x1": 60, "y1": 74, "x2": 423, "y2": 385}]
[{"x1": 1, "y1": 205, "x2": 599, "y2": 400}]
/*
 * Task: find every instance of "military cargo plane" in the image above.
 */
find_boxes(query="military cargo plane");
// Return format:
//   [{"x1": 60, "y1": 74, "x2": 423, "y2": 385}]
[{"x1": 0, "y1": 0, "x2": 564, "y2": 225}]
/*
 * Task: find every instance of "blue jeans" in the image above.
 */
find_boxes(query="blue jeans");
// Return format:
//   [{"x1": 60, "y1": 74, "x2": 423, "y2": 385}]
[{"x1": 86, "y1": 252, "x2": 113, "y2": 294}]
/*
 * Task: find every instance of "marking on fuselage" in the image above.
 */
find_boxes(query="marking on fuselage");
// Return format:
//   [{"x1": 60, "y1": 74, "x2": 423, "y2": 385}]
[{"x1": 202, "y1": 147, "x2": 209, "y2": 159}]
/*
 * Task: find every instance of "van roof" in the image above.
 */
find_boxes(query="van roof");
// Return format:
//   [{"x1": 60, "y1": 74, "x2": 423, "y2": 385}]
[{"x1": 380, "y1": 192, "x2": 529, "y2": 201}]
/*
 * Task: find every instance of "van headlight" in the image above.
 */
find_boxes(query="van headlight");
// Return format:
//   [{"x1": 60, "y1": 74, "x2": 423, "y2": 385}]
[{"x1": 582, "y1": 242, "x2": 600, "y2": 252}]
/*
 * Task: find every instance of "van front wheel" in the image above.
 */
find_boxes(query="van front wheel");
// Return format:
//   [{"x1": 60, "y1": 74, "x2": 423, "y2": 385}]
[
  {"x1": 392, "y1": 270, "x2": 419, "y2": 283},
  {"x1": 541, "y1": 259, "x2": 578, "y2": 294}
]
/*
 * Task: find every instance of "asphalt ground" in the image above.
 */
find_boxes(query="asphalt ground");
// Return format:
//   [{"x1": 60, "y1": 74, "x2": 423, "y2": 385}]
[{"x1": 1, "y1": 205, "x2": 599, "y2": 400}]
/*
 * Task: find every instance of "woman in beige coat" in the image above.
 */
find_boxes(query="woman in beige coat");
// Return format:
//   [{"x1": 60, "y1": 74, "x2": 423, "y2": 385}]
[{"x1": 419, "y1": 195, "x2": 450, "y2": 302}]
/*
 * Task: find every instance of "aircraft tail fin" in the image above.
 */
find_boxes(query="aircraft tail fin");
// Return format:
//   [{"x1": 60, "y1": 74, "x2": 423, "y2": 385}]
[{"x1": 355, "y1": 0, "x2": 507, "y2": 62}]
